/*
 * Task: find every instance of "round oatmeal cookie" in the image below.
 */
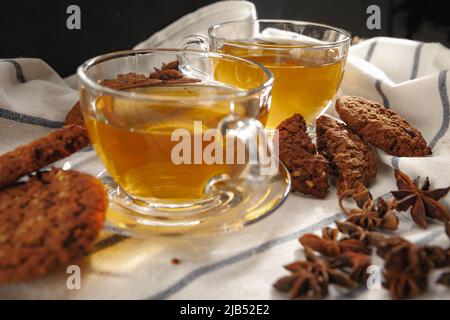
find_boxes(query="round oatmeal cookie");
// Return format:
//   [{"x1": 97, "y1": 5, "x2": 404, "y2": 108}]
[
  {"x1": 0, "y1": 169, "x2": 107, "y2": 283},
  {"x1": 336, "y1": 96, "x2": 432, "y2": 157}
]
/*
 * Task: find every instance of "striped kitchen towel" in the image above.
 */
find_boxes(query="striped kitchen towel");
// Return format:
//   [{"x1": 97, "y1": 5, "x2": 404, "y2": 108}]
[{"x1": 0, "y1": 12, "x2": 449, "y2": 300}]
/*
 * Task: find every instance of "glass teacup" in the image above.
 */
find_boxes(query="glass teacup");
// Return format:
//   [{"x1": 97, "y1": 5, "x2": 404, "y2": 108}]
[
  {"x1": 77, "y1": 49, "x2": 290, "y2": 236},
  {"x1": 184, "y1": 20, "x2": 351, "y2": 129}
]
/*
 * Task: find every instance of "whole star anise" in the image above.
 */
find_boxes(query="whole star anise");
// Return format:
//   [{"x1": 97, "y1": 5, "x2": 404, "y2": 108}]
[
  {"x1": 370, "y1": 233, "x2": 449, "y2": 299},
  {"x1": 273, "y1": 248, "x2": 357, "y2": 299},
  {"x1": 420, "y1": 246, "x2": 450, "y2": 269},
  {"x1": 335, "y1": 221, "x2": 386, "y2": 246},
  {"x1": 437, "y1": 272, "x2": 450, "y2": 287},
  {"x1": 327, "y1": 251, "x2": 372, "y2": 284},
  {"x1": 384, "y1": 270, "x2": 428, "y2": 300},
  {"x1": 379, "y1": 239, "x2": 428, "y2": 299},
  {"x1": 347, "y1": 182, "x2": 373, "y2": 208},
  {"x1": 339, "y1": 190, "x2": 399, "y2": 231},
  {"x1": 299, "y1": 227, "x2": 370, "y2": 257},
  {"x1": 391, "y1": 169, "x2": 450, "y2": 228}
]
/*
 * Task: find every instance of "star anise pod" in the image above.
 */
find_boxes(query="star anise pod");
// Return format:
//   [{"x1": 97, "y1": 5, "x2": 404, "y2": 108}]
[
  {"x1": 368, "y1": 234, "x2": 408, "y2": 259},
  {"x1": 299, "y1": 227, "x2": 370, "y2": 257},
  {"x1": 437, "y1": 272, "x2": 450, "y2": 287},
  {"x1": 348, "y1": 182, "x2": 373, "y2": 208},
  {"x1": 150, "y1": 67, "x2": 184, "y2": 80},
  {"x1": 335, "y1": 221, "x2": 386, "y2": 247},
  {"x1": 273, "y1": 247, "x2": 357, "y2": 299},
  {"x1": 371, "y1": 233, "x2": 449, "y2": 299},
  {"x1": 383, "y1": 240, "x2": 430, "y2": 275},
  {"x1": 391, "y1": 169, "x2": 450, "y2": 229},
  {"x1": 327, "y1": 251, "x2": 372, "y2": 284},
  {"x1": 373, "y1": 234, "x2": 449, "y2": 270},
  {"x1": 384, "y1": 269, "x2": 428, "y2": 300},
  {"x1": 381, "y1": 240, "x2": 429, "y2": 299},
  {"x1": 273, "y1": 269, "x2": 327, "y2": 300},
  {"x1": 339, "y1": 190, "x2": 399, "y2": 231},
  {"x1": 161, "y1": 60, "x2": 180, "y2": 71},
  {"x1": 422, "y1": 246, "x2": 450, "y2": 269}
]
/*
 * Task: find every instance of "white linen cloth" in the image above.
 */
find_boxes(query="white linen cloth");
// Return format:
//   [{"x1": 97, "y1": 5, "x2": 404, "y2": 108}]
[{"x1": 0, "y1": 1, "x2": 449, "y2": 299}]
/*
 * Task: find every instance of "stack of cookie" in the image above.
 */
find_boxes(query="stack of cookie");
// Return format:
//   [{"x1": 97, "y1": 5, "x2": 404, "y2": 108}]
[
  {"x1": 278, "y1": 96, "x2": 431, "y2": 198},
  {"x1": 0, "y1": 125, "x2": 108, "y2": 283}
]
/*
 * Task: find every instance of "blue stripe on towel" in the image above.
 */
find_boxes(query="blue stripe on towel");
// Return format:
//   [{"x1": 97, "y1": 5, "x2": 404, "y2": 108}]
[
  {"x1": 376, "y1": 78, "x2": 397, "y2": 168},
  {"x1": 92, "y1": 234, "x2": 129, "y2": 253},
  {"x1": 2, "y1": 59, "x2": 26, "y2": 83},
  {"x1": 391, "y1": 157, "x2": 399, "y2": 169},
  {"x1": 390, "y1": 42, "x2": 426, "y2": 169},
  {"x1": 410, "y1": 43, "x2": 424, "y2": 80},
  {"x1": 375, "y1": 79, "x2": 390, "y2": 108},
  {"x1": 429, "y1": 70, "x2": 450, "y2": 149},
  {"x1": 0, "y1": 107, "x2": 64, "y2": 128},
  {"x1": 365, "y1": 41, "x2": 378, "y2": 62}
]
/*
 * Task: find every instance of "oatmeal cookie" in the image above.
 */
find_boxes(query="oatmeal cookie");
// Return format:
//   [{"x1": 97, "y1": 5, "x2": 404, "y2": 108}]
[
  {"x1": 0, "y1": 169, "x2": 107, "y2": 283},
  {"x1": 316, "y1": 115, "x2": 377, "y2": 194},
  {"x1": 64, "y1": 101, "x2": 83, "y2": 126},
  {"x1": 336, "y1": 96, "x2": 431, "y2": 157},
  {"x1": 0, "y1": 125, "x2": 89, "y2": 189},
  {"x1": 277, "y1": 114, "x2": 329, "y2": 198}
]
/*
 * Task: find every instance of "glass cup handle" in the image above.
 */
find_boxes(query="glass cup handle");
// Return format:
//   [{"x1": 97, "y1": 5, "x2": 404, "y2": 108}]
[
  {"x1": 180, "y1": 34, "x2": 210, "y2": 51},
  {"x1": 219, "y1": 114, "x2": 278, "y2": 182}
]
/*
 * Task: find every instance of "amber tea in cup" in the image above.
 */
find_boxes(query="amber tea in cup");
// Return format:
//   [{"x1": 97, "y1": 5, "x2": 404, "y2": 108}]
[{"x1": 84, "y1": 84, "x2": 248, "y2": 201}]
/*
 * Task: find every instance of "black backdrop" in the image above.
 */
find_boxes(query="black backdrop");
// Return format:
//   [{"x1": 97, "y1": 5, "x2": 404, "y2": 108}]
[{"x1": 1, "y1": 0, "x2": 449, "y2": 77}]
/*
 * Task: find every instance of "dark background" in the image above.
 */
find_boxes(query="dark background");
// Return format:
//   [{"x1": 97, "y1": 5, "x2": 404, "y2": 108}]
[{"x1": 1, "y1": 0, "x2": 449, "y2": 77}]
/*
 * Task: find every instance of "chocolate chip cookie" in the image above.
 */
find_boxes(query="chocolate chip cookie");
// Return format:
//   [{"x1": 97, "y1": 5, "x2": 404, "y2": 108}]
[
  {"x1": 0, "y1": 125, "x2": 89, "y2": 189},
  {"x1": 336, "y1": 96, "x2": 431, "y2": 157},
  {"x1": 316, "y1": 115, "x2": 377, "y2": 194},
  {"x1": 0, "y1": 169, "x2": 107, "y2": 283},
  {"x1": 277, "y1": 114, "x2": 329, "y2": 198}
]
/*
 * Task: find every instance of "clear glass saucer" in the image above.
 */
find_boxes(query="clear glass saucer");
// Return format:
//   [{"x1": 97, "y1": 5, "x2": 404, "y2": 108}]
[{"x1": 98, "y1": 161, "x2": 291, "y2": 238}]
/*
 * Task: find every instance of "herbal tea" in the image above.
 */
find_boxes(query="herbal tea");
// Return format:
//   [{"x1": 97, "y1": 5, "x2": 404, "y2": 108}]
[
  {"x1": 84, "y1": 84, "x2": 251, "y2": 201},
  {"x1": 219, "y1": 41, "x2": 346, "y2": 127}
]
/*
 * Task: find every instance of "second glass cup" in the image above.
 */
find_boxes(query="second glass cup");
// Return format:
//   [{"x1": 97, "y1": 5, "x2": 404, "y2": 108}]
[{"x1": 184, "y1": 20, "x2": 351, "y2": 129}]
